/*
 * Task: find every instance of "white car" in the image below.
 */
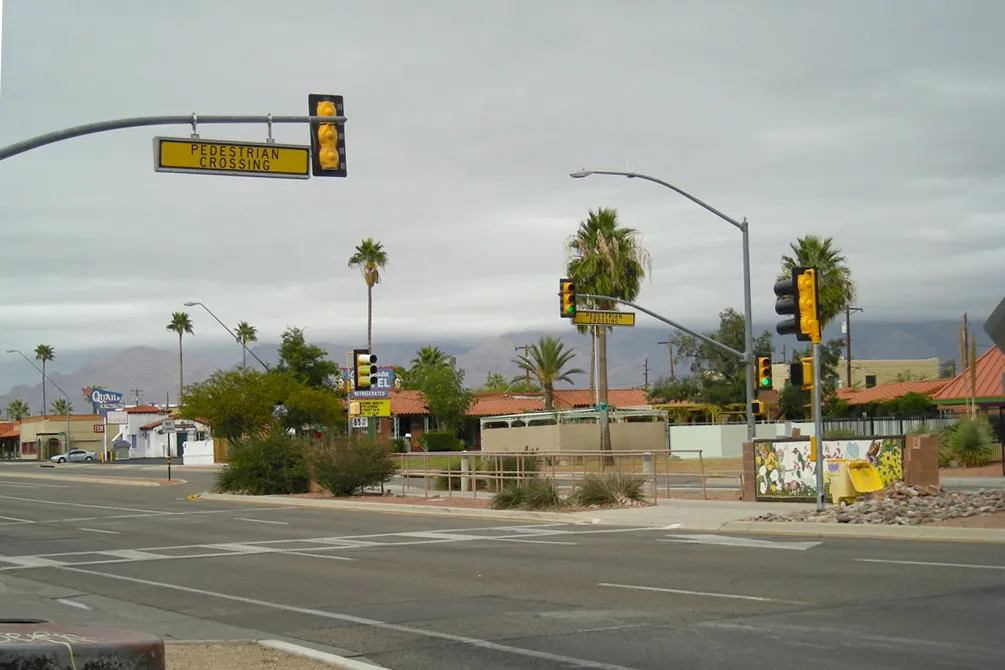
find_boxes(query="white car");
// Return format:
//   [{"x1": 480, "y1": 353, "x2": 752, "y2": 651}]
[{"x1": 50, "y1": 449, "x2": 96, "y2": 464}]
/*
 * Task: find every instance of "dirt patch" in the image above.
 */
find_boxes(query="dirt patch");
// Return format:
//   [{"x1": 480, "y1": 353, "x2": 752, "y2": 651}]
[
  {"x1": 166, "y1": 642, "x2": 348, "y2": 669},
  {"x1": 928, "y1": 510, "x2": 1005, "y2": 529},
  {"x1": 939, "y1": 462, "x2": 1005, "y2": 478}
]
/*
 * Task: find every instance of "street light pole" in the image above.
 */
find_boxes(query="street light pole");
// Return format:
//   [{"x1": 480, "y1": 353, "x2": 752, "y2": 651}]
[
  {"x1": 5, "y1": 349, "x2": 73, "y2": 458},
  {"x1": 570, "y1": 169, "x2": 756, "y2": 441},
  {"x1": 844, "y1": 306, "x2": 864, "y2": 388},
  {"x1": 183, "y1": 302, "x2": 270, "y2": 371}
]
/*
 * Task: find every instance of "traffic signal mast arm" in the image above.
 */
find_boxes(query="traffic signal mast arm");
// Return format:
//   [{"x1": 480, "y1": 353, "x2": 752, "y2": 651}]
[{"x1": 575, "y1": 292, "x2": 745, "y2": 360}]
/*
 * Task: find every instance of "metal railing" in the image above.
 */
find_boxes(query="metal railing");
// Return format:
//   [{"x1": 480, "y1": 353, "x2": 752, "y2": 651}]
[{"x1": 386, "y1": 449, "x2": 741, "y2": 502}]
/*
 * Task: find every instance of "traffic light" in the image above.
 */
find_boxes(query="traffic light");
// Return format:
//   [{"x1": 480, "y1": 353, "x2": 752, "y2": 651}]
[
  {"x1": 756, "y1": 356, "x2": 772, "y2": 389},
  {"x1": 789, "y1": 357, "x2": 814, "y2": 391},
  {"x1": 353, "y1": 349, "x2": 377, "y2": 390},
  {"x1": 751, "y1": 399, "x2": 764, "y2": 416},
  {"x1": 559, "y1": 278, "x2": 576, "y2": 319},
  {"x1": 308, "y1": 93, "x2": 347, "y2": 177},
  {"x1": 774, "y1": 266, "x2": 820, "y2": 343}
]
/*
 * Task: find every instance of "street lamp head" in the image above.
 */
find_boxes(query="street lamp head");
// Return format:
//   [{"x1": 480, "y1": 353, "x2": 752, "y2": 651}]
[
  {"x1": 569, "y1": 170, "x2": 593, "y2": 179},
  {"x1": 183, "y1": 301, "x2": 199, "y2": 307}
]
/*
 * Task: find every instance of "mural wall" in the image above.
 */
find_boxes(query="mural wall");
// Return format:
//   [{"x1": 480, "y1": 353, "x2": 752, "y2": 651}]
[{"x1": 754, "y1": 438, "x2": 903, "y2": 500}]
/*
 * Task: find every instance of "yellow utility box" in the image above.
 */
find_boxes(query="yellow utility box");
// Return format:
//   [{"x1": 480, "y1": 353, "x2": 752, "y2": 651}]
[{"x1": 827, "y1": 459, "x2": 856, "y2": 505}]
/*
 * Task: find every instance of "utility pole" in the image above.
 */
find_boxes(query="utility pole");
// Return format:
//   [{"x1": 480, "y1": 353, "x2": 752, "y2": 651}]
[
  {"x1": 514, "y1": 345, "x2": 530, "y2": 391},
  {"x1": 643, "y1": 357, "x2": 649, "y2": 388},
  {"x1": 657, "y1": 338, "x2": 675, "y2": 380},
  {"x1": 844, "y1": 306, "x2": 864, "y2": 388},
  {"x1": 130, "y1": 389, "x2": 144, "y2": 405}
]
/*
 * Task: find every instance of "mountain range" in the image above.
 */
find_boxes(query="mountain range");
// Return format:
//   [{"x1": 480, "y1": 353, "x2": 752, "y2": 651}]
[{"x1": 0, "y1": 319, "x2": 991, "y2": 414}]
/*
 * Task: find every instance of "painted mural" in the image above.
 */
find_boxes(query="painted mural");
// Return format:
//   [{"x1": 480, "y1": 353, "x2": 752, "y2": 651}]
[{"x1": 754, "y1": 438, "x2": 903, "y2": 500}]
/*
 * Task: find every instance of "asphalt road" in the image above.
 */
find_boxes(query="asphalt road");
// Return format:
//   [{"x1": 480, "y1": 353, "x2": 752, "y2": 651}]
[{"x1": 2, "y1": 471, "x2": 1005, "y2": 669}]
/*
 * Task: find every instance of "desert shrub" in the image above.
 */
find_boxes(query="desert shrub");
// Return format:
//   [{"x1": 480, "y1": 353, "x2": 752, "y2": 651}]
[
  {"x1": 419, "y1": 432, "x2": 465, "y2": 452},
  {"x1": 572, "y1": 472, "x2": 648, "y2": 507},
  {"x1": 311, "y1": 437, "x2": 399, "y2": 496},
  {"x1": 390, "y1": 438, "x2": 410, "y2": 454},
  {"x1": 945, "y1": 416, "x2": 996, "y2": 468},
  {"x1": 480, "y1": 453, "x2": 541, "y2": 492},
  {"x1": 491, "y1": 476, "x2": 562, "y2": 510},
  {"x1": 213, "y1": 429, "x2": 310, "y2": 495}
]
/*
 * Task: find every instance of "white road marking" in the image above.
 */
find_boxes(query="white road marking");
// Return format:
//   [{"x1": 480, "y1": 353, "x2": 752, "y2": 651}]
[
  {"x1": 0, "y1": 555, "x2": 65, "y2": 568},
  {"x1": 234, "y1": 517, "x2": 289, "y2": 525},
  {"x1": 0, "y1": 515, "x2": 33, "y2": 523},
  {"x1": 0, "y1": 494, "x2": 172, "y2": 514},
  {"x1": 856, "y1": 558, "x2": 1005, "y2": 571},
  {"x1": 660, "y1": 534, "x2": 822, "y2": 551},
  {"x1": 56, "y1": 598, "x2": 92, "y2": 611},
  {"x1": 207, "y1": 543, "x2": 281, "y2": 554},
  {"x1": 59, "y1": 566, "x2": 640, "y2": 670},
  {"x1": 0, "y1": 479, "x2": 68, "y2": 489},
  {"x1": 491, "y1": 538, "x2": 578, "y2": 546},
  {"x1": 598, "y1": 582, "x2": 804, "y2": 604},
  {"x1": 102, "y1": 549, "x2": 165, "y2": 561},
  {"x1": 80, "y1": 528, "x2": 120, "y2": 535}
]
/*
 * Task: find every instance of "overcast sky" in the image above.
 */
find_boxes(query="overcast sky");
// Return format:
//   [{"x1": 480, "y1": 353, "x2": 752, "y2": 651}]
[{"x1": 1, "y1": 0, "x2": 1004, "y2": 356}]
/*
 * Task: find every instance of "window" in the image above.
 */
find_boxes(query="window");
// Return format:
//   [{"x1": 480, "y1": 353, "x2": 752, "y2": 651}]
[{"x1": 865, "y1": 375, "x2": 877, "y2": 388}]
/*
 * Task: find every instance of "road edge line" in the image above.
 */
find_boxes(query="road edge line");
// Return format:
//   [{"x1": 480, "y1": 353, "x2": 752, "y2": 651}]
[
  {"x1": 258, "y1": 639, "x2": 388, "y2": 669},
  {"x1": 717, "y1": 520, "x2": 1005, "y2": 544},
  {"x1": 0, "y1": 471, "x2": 182, "y2": 487}
]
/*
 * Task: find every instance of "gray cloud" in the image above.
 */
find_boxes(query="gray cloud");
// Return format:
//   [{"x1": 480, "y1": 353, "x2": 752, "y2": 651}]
[{"x1": 1, "y1": 0, "x2": 1004, "y2": 356}]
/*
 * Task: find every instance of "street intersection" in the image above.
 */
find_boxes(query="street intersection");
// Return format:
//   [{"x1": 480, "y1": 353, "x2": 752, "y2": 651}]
[{"x1": 2, "y1": 467, "x2": 1005, "y2": 669}]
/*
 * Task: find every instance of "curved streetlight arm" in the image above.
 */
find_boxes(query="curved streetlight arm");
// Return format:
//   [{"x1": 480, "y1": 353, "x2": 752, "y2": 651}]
[
  {"x1": 575, "y1": 294, "x2": 744, "y2": 359},
  {"x1": 183, "y1": 302, "x2": 271, "y2": 371},
  {"x1": 4, "y1": 349, "x2": 72, "y2": 402},
  {"x1": 570, "y1": 170, "x2": 744, "y2": 231}
]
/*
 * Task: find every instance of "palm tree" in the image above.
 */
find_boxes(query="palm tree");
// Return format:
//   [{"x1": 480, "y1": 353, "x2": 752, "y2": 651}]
[
  {"x1": 34, "y1": 345, "x2": 54, "y2": 417},
  {"x1": 411, "y1": 346, "x2": 452, "y2": 369},
  {"x1": 566, "y1": 208, "x2": 652, "y2": 448},
  {"x1": 235, "y1": 321, "x2": 258, "y2": 368},
  {"x1": 512, "y1": 336, "x2": 585, "y2": 409},
  {"x1": 347, "y1": 238, "x2": 389, "y2": 352},
  {"x1": 479, "y1": 371, "x2": 512, "y2": 393},
  {"x1": 779, "y1": 235, "x2": 856, "y2": 329},
  {"x1": 166, "y1": 312, "x2": 194, "y2": 404},
  {"x1": 5, "y1": 399, "x2": 30, "y2": 422},
  {"x1": 51, "y1": 398, "x2": 73, "y2": 415}
]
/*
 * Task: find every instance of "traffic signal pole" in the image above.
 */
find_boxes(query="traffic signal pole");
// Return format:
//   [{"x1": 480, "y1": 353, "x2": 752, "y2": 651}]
[
  {"x1": 0, "y1": 114, "x2": 347, "y2": 163},
  {"x1": 812, "y1": 342, "x2": 824, "y2": 510}
]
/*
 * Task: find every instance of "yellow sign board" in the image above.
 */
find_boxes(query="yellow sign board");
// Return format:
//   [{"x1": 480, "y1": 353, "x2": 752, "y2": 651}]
[
  {"x1": 572, "y1": 310, "x2": 636, "y2": 327},
  {"x1": 153, "y1": 137, "x2": 311, "y2": 179},
  {"x1": 350, "y1": 399, "x2": 391, "y2": 417}
]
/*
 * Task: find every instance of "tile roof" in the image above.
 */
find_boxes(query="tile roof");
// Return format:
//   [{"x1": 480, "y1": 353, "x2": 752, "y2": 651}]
[
  {"x1": 125, "y1": 405, "x2": 171, "y2": 415},
  {"x1": 140, "y1": 418, "x2": 209, "y2": 431},
  {"x1": 932, "y1": 346, "x2": 1005, "y2": 402},
  {"x1": 383, "y1": 388, "x2": 652, "y2": 417},
  {"x1": 0, "y1": 422, "x2": 17, "y2": 439},
  {"x1": 835, "y1": 380, "x2": 949, "y2": 405}
]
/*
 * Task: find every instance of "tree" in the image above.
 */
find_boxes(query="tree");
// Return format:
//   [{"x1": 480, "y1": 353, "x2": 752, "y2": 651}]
[
  {"x1": 34, "y1": 344, "x2": 54, "y2": 417},
  {"x1": 51, "y1": 398, "x2": 73, "y2": 415},
  {"x1": 648, "y1": 308, "x2": 774, "y2": 407},
  {"x1": 166, "y1": 312, "x2": 194, "y2": 404},
  {"x1": 511, "y1": 336, "x2": 585, "y2": 410},
  {"x1": 5, "y1": 399, "x2": 30, "y2": 422},
  {"x1": 779, "y1": 235, "x2": 856, "y2": 329},
  {"x1": 566, "y1": 207, "x2": 652, "y2": 450},
  {"x1": 778, "y1": 339, "x2": 844, "y2": 419},
  {"x1": 396, "y1": 346, "x2": 457, "y2": 390},
  {"x1": 412, "y1": 361, "x2": 474, "y2": 437},
  {"x1": 275, "y1": 327, "x2": 339, "y2": 390},
  {"x1": 180, "y1": 368, "x2": 345, "y2": 443},
  {"x1": 235, "y1": 321, "x2": 258, "y2": 369},
  {"x1": 478, "y1": 371, "x2": 513, "y2": 393},
  {"x1": 347, "y1": 238, "x2": 389, "y2": 352}
]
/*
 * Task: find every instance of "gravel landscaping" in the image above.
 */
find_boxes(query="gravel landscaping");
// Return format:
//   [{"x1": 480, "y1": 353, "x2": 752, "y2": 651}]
[{"x1": 751, "y1": 482, "x2": 1005, "y2": 526}]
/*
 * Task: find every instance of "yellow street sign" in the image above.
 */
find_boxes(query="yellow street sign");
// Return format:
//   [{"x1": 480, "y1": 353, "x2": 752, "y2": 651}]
[
  {"x1": 153, "y1": 137, "x2": 311, "y2": 179},
  {"x1": 355, "y1": 399, "x2": 390, "y2": 417},
  {"x1": 572, "y1": 310, "x2": 636, "y2": 327}
]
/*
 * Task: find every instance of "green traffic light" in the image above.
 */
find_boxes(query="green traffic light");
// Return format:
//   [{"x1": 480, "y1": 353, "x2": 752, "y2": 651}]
[
  {"x1": 760, "y1": 377, "x2": 771, "y2": 387},
  {"x1": 566, "y1": 305, "x2": 575, "y2": 314}
]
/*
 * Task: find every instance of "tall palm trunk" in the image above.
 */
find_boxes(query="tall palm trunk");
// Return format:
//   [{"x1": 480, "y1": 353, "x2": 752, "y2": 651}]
[
  {"x1": 241, "y1": 342, "x2": 247, "y2": 369},
  {"x1": 588, "y1": 328, "x2": 596, "y2": 397},
  {"x1": 597, "y1": 327, "x2": 612, "y2": 460},
  {"x1": 366, "y1": 282, "x2": 374, "y2": 352},
  {"x1": 178, "y1": 333, "x2": 184, "y2": 406},
  {"x1": 41, "y1": 362, "x2": 47, "y2": 418},
  {"x1": 544, "y1": 381, "x2": 555, "y2": 410}
]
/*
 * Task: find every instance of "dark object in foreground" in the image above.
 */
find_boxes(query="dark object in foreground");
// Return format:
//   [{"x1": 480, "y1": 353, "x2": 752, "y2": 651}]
[{"x1": 0, "y1": 620, "x2": 165, "y2": 669}]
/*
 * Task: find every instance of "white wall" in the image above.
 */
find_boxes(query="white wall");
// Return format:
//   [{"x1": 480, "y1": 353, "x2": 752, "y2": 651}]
[
  {"x1": 182, "y1": 439, "x2": 215, "y2": 465},
  {"x1": 668, "y1": 421, "x2": 815, "y2": 459},
  {"x1": 142, "y1": 420, "x2": 210, "y2": 458}
]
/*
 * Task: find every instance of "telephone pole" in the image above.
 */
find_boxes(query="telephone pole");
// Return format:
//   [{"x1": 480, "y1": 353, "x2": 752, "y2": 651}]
[
  {"x1": 657, "y1": 338, "x2": 675, "y2": 380},
  {"x1": 514, "y1": 345, "x2": 530, "y2": 391},
  {"x1": 643, "y1": 357, "x2": 649, "y2": 388},
  {"x1": 844, "y1": 306, "x2": 864, "y2": 388},
  {"x1": 130, "y1": 389, "x2": 144, "y2": 405}
]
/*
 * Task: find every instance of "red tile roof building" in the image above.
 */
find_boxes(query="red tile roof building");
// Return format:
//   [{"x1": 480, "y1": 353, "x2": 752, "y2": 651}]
[
  {"x1": 932, "y1": 346, "x2": 1005, "y2": 407},
  {"x1": 835, "y1": 380, "x2": 950, "y2": 406}
]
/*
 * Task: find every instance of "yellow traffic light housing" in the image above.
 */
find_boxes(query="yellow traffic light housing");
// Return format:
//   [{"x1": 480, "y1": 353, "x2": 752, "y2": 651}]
[
  {"x1": 559, "y1": 278, "x2": 576, "y2": 319},
  {"x1": 308, "y1": 93, "x2": 346, "y2": 177},
  {"x1": 756, "y1": 356, "x2": 772, "y2": 389},
  {"x1": 353, "y1": 349, "x2": 377, "y2": 390},
  {"x1": 788, "y1": 357, "x2": 814, "y2": 391},
  {"x1": 751, "y1": 399, "x2": 764, "y2": 416},
  {"x1": 796, "y1": 268, "x2": 820, "y2": 344}
]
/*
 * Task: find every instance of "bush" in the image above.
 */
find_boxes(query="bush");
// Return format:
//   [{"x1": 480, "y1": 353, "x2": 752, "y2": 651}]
[
  {"x1": 213, "y1": 429, "x2": 310, "y2": 495},
  {"x1": 390, "y1": 438, "x2": 410, "y2": 453},
  {"x1": 572, "y1": 473, "x2": 648, "y2": 507},
  {"x1": 419, "y1": 432, "x2": 465, "y2": 452},
  {"x1": 491, "y1": 476, "x2": 562, "y2": 510},
  {"x1": 944, "y1": 416, "x2": 996, "y2": 468},
  {"x1": 480, "y1": 453, "x2": 540, "y2": 492},
  {"x1": 311, "y1": 437, "x2": 399, "y2": 496}
]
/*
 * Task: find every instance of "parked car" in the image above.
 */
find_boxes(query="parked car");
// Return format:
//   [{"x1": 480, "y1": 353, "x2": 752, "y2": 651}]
[{"x1": 50, "y1": 449, "x2": 96, "y2": 464}]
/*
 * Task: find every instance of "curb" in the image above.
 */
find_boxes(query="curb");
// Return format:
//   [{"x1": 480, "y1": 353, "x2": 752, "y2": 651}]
[
  {"x1": 196, "y1": 492, "x2": 577, "y2": 523},
  {"x1": 258, "y1": 639, "x2": 388, "y2": 669},
  {"x1": 0, "y1": 471, "x2": 182, "y2": 487},
  {"x1": 717, "y1": 520, "x2": 1005, "y2": 543}
]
